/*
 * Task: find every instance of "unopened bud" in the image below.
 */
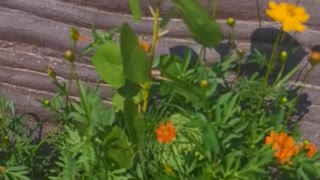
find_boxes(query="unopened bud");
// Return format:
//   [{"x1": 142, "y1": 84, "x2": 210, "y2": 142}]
[
  {"x1": 70, "y1": 26, "x2": 80, "y2": 43},
  {"x1": 200, "y1": 80, "x2": 209, "y2": 88},
  {"x1": 65, "y1": 50, "x2": 74, "y2": 62},
  {"x1": 281, "y1": 97, "x2": 288, "y2": 104},
  {"x1": 46, "y1": 65, "x2": 56, "y2": 79},
  {"x1": 280, "y1": 51, "x2": 288, "y2": 62},
  {"x1": 309, "y1": 51, "x2": 320, "y2": 66},
  {"x1": 43, "y1": 100, "x2": 50, "y2": 106},
  {"x1": 227, "y1": 17, "x2": 236, "y2": 27},
  {"x1": 303, "y1": 140, "x2": 309, "y2": 146},
  {"x1": 236, "y1": 49, "x2": 245, "y2": 59}
]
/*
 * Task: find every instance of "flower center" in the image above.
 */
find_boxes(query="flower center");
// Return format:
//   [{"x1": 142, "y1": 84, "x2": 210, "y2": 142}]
[{"x1": 286, "y1": 5, "x2": 296, "y2": 17}]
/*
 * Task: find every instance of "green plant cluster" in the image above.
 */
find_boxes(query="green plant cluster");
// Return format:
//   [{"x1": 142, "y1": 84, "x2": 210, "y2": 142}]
[{"x1": 1, "y1": 0, "x2": 320, "y2": 179}]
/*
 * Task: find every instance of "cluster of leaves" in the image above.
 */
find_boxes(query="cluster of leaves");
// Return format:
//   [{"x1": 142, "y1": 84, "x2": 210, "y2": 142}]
[{"x1": 1, "y1": 0, "x2": 320, "y2": 179}]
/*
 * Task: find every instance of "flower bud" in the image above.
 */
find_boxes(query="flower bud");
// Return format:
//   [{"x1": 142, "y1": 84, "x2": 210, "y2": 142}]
[
  {"x1": 280, "y1": 51, "x2": 288, "y2": 62},
  {"x1": 227, "y1": 17, "x2": 236, "y2": 27},
  {"x1": 70, "y1": 26, "x2": 80, "y2": 43},
  {"x1": 46, "y1": 65, "x2": 56, "y2": 79},
  {"x1": 281, "y1": 97, "x2": 288, "y2": 104},
  {"x1": 65, "y1": 50, "x2": 74, "y2": 62},
  {"x1": 200, "y1": 80, "x2": 209, "y2": 88},
  {"x1": 43, "y1": 100, "x2": 50, "y2": 107},
  {"x1": 303, "y1": 140, "x2": 309, "y2": 146},
  {"x1": 309, "y1": 51, "x2": 320, "y2": 66},
  {"x1": 236, "y1": 49, "x2": 245, "y2": 59}
]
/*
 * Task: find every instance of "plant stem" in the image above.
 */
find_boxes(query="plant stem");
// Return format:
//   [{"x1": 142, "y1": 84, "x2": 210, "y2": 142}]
[
  {"x1": 211, "y1": 0, "x2": 219, "y2": 18},
  {"x1": 142, "y1": 0, "x2": 161, "y2": 113}
]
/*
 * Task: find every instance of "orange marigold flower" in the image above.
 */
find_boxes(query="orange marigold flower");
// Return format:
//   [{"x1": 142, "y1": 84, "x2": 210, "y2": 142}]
[
  {"x1": 304, "y1": 141, "x2": 317, "y2": 157},
  {"x1": 265, "y1": 131, "x2": 278, "y2": 145},
  {"x1": 266, "y1": 1, "x2": 309, "y2": 32},
  {"x1": 139, "y1": 38, "x2": 150, "y2": 52},
  {"x1": 265, "y1": 131, "x2": 299, "y2": 165},
  {"x1": 155, "y1": 121, "x2": 176, "y2": 144}
]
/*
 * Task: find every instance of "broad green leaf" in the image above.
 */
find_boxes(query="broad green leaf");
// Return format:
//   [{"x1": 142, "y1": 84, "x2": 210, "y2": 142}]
[
  {"x1": 92, "y1": 42, "x2": 125, "y2": 88},
  {"x1": 120, "y1": 23, "x2": 151, "y2": 83},
  {"x1": 103, "y1": 127, "x2": 134, "y2": 169},
  {"x1": 171, "y1": 0, "x2": 222, "y2": 47},
  {"x1": 112, "y1": 93, "x2": 125, "y2": 112},
  {"x1": 118, "y1": 80, "x2": 141, "y2": 98},
  {"x1": 129, "y1": 0, "x2": 142, "y2": 22}
]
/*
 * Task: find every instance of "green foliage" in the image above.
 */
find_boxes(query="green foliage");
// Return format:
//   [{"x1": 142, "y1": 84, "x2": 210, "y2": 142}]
[
  {"x1": 171, "y1": 0, "x2": 222, "y2": 47},
  {"x1": 120, "y1": 23, "x2": 151, "y2": 83},
  {"x1": 1, "y1": 0, "x2": 320, "y2": 179}
]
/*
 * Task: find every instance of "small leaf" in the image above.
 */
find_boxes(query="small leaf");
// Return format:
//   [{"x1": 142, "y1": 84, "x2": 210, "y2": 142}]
[{"x1": 129, "y1": 0, "x2": 142, "y2": 22}]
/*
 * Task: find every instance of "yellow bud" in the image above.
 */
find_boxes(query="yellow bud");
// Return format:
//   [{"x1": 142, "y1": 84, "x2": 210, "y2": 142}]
[
  {"x1": 280, "y1": 51, "x2": 288, "y2": 62},
  {"x1": 3, "y1": 136, "x2": 9, "y2": 141},
  {"x1": 65, "y1": 50, "x2": 74, "y2": 62},
  {"x1": 200, "y1": 80, "x2": 209, "y2": 88},
  {"x1": 236, "y1": 49, "x2": 245, "y2": 59},
  {"x1": 227, "y1": 17, "x2": 236, "y2": 27},
  {"x1": 43, "y1": 100, "x2": 50, "y2": 106},
  {"x1": 303, "y1": 140, "x2": 309, "y2": 146},
  {"x1": 281, "y1": 97, "x2": 288, "y2": 104},
  {"x1": 70, "y1": 26, "x2": 80, "y2": 43},
  {"x1": 46, "y1": 65, "x2": 56, "y2": 79},
  {"x1": 309, "y1": 51, "x2": 320, "y2": 66}
]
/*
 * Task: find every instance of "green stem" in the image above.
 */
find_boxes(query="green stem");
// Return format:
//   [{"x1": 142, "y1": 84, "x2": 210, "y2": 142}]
[
  {"x1": 211, "y1": 0, "x2": 219, "y2": 18},
  {"x1": 271, "y1": 62, "x2": 285, "y2": 88},
  {"x1": 142, "y1": 0, "x2": 161, "y2": 113}
]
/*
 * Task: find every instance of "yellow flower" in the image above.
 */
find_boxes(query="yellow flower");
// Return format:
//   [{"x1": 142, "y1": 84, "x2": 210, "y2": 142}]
[
  {"x1": 266, "y1": 1, "x2": 309, "y2": 32},
  {"x1": 155, "y1": 121, "x2": 176, "y2": 144}
]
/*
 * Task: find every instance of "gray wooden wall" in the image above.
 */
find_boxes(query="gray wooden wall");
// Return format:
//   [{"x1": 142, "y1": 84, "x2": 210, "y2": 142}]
[{"x1": 1, "y1": 0, "x2": 320, "y2": 145}]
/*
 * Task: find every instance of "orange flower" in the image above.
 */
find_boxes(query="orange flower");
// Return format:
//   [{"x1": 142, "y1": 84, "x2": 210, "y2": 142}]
[
  {"x1": 155, "y1": 121, "x2": 176, "y2": 144},
  {"x1": 265, "y1": 131, "x2": 298, "y2": 165},
  {"x1": 139, "y1": 38, "x2": 150, "y2": 52},
  {"x1": 0, "y1": 166, "x2": 6, "y2": 172},
  {"x1": 265, "y1": 131, "x2": 278, "y2": 145},
  {"x1": 304, "y1": 141, "x2": 317, "y2": 157}
]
